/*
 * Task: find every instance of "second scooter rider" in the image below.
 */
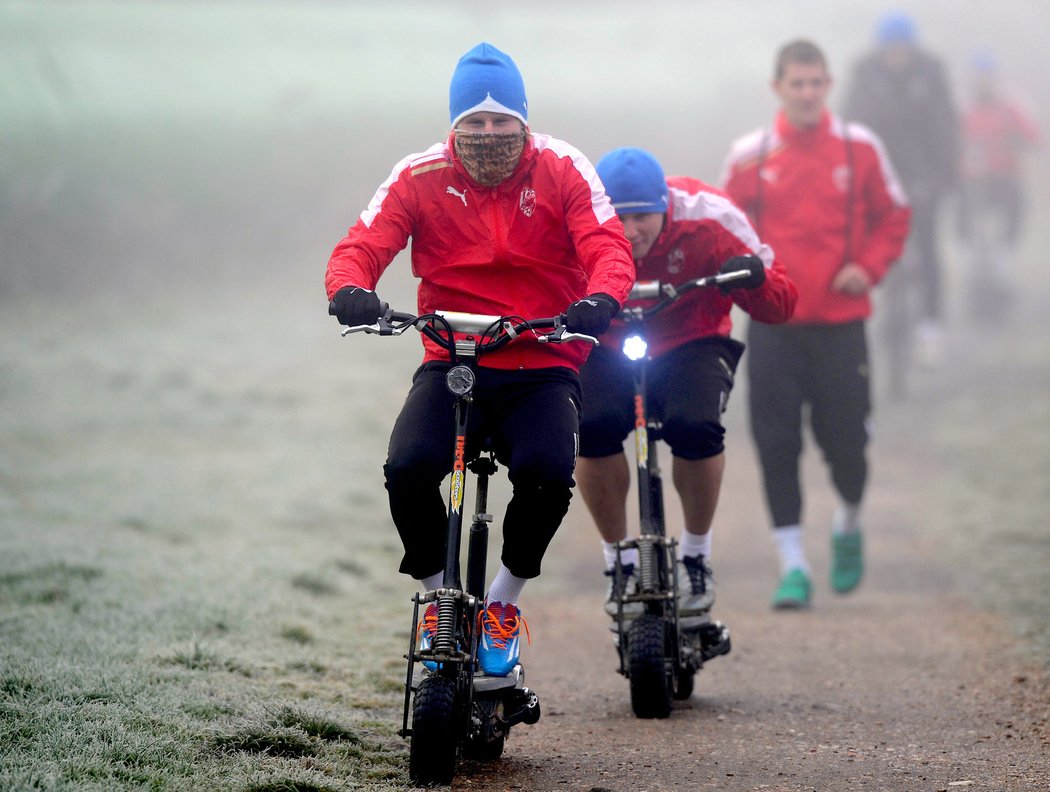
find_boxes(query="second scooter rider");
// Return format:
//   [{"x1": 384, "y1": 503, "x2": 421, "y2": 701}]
[{"x1": 577, "y1": 147, "x2": 797, "y2": 625}]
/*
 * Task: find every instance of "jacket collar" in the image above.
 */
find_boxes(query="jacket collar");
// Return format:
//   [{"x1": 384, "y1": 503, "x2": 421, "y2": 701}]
[{"x1": 775, "y1": 108, "x2": 832, "y2": 143}]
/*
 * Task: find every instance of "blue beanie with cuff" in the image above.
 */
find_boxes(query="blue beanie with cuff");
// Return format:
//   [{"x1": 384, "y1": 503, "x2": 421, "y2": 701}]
[
  {"x1": 595, "y1": 147, "x2": 669, "y2": 215},
  {"x1": 449, "y1": 43, "x2": 528, "y2": 129}
]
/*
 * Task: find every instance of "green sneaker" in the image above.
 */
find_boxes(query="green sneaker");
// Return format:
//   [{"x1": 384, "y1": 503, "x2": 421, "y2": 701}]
[
  {"x1": 772, "y1": 568, "x2": 812, "y2": 610},
  {"x1": 830, "y1": 532, "x2": 864, "y2": 593}
]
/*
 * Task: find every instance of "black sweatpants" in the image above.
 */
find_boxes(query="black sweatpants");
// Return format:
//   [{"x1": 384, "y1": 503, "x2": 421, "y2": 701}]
[
  {"x1": 384, "y1": 363, "x2": 582, "y2": 580},
  {"x1": 747, "y1": 320, "x2": 871, "y2": 529}
]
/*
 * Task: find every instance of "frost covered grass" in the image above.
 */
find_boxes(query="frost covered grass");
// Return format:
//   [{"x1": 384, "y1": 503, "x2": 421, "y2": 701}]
[{"x1": 0, "y1": 287, "x2": 423, "y2": 790}]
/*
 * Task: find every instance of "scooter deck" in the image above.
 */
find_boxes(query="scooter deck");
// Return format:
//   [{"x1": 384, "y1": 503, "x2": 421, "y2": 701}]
[{"x1": 409, "y1": 663, "x2": 525, "y2": 693}]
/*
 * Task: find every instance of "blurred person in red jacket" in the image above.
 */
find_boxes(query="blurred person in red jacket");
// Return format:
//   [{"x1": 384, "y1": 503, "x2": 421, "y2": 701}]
[
  {"x1": 721, "y1": 39, "x2": 910, "y2": 609},
  {"x1": 324, "y1": 42, "x2": 635, "y2": 676},
  {"x1": 576, "y1": 147, "x2": 797, "y2": 625},
  {"x1": 956, "y1": 50, "x2": 1041, "y2": 317}
]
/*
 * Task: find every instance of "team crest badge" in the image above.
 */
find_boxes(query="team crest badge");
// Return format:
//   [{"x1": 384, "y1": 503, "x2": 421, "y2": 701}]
[
  {"x1": 832, "y1": 165, "x2": 850, "y2": 193},
  {"x1": 519, "y1": 187, "x2": 537, "y2": 217},
  {"x1": 667, "y1": 247, "x2": 685, "y2": 275}
]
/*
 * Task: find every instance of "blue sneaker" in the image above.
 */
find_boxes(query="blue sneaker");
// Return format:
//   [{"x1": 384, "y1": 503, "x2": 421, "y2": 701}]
[
  {"x1": 417, "y1": 603, "x2": 440, "y2": 671},
  {"x1": 477, "y1": 601, "x2": 529, "y2": 677}
]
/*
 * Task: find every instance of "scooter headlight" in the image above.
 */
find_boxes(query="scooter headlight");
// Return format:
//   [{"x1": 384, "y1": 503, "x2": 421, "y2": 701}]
[{"x1": 622, "y1": 334, "x2": 648, "y2": 362}]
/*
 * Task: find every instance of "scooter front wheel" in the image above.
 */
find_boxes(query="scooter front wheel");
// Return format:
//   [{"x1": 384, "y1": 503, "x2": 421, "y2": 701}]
[
  {"x1": 627, "y1": 614, "x2": 672, "y2": 719},
  {"x1": 673, "y1": 666, "x2": 695, "y2": 700},
  {"x1": 409, "y1": 675, "x2": 459, "y2": 785}
]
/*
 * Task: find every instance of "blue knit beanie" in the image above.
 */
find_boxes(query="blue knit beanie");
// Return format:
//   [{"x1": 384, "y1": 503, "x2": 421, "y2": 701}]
[
  {"x1": 449, "y1": 43, "x2": 528, "y2": 128},
  {"x1": 877, "y1": 11, "x2": 917, "y2": 45},
  {"x1": 595, "y1": 147, "x2": 669, "y2": 215}
]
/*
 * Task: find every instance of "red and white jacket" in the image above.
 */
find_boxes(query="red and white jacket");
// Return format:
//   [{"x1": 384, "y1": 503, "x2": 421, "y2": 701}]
[
  {"x1": 603, "y1": 176, "x2": 797, "y2": 359},
  {"x1": 962, "y1": 97, "x2": 1041, "y2": 179},
  {"x1": 326, "y1": 132, "x2": 635, "y2": 371},
  {"x1": 721, "y1": 111, "x2": 911, "y2": 325}
]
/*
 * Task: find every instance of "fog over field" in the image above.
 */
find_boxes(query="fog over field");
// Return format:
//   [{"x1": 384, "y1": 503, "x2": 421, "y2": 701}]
[{"x1": 2, "y1": 0, "x2": 1048, "y2": 303}]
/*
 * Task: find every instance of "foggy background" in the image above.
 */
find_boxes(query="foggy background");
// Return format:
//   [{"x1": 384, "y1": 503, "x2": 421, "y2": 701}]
[{"x1": 2, "y1": 0, "x2": 1047, "y2": 308}]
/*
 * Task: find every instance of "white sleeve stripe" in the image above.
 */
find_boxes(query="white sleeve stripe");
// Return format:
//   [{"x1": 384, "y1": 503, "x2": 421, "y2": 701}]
[
  {"x1": 718, "y1": 127, "x2": 772, "y2": 185},
  {"x1": 359, "y1": 142, "x2": 447, "y2": 227},
  {"x1": 841, "y1": 121, "x2": 910, "y2": 208},
  {"x1": 670, "y1": 187, "x2": 775, "y2": 268},
  {"x1": 532, "y1": 134, "x2": 617, "y2": 224}
]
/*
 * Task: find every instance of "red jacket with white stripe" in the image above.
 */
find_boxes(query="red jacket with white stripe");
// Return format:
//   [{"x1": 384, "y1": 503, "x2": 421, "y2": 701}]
[
  {"x1": 325, "y1": 132, "x2": 636, "y2": 371},
  {"x1": 602, "y1": 176, "x2": 797, "y2": 359},
  {"x1": 721, "y1": 111, "x2": 911, "y2": 325},
  {"x1": 962, "y1": 97, "x2": 1041, "y2": 178}
]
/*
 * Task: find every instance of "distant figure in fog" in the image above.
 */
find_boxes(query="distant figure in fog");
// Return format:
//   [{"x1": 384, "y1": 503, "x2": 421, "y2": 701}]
[
  {"x1": 721, "y1": 39, "x2": 910, "y2": 610},
  {"x1": 843, "y1": 10, "x2": 959, "y2": 382},
  {"x1": 956, "y1": 50, "x2": 1041, "y2": 317}
]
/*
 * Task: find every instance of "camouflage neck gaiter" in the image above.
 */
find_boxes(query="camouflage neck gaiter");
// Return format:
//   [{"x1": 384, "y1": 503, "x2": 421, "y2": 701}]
[{"x1": 453, "y1": 128, "x2": 528, "y2": 187}]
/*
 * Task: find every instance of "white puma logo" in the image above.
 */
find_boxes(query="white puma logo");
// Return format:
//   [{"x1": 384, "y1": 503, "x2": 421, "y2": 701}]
[{"x1": 446, "y1": 186, "x2": 468, "y2": 206}]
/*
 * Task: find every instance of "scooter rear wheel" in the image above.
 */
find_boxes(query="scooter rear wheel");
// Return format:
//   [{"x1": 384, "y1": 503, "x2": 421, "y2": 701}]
[
  {"x1": 627, "y1": 614, "x2": 672, "y2": 719},
  {"x1": 409, "y1": 675, "x2": 459, "y2": 785}
]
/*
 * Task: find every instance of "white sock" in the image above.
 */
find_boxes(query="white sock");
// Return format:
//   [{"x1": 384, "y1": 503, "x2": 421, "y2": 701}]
[
  {"x1": 773, "y1": 524, "x2": 809, "y2": 575},
  {"x1": 486, "y1": 563, "x2": 527, "y2": 606},
  {"x1": 831, "y1": 502, "x2": 862, "y2": 535},
  {"x1": 678, "y1": 529, "x2": 712, "y2": 561},
  {"x1": 418, "y1": 572, "x2": 443, "y2": 592},
  {"x1": 602, "y1": 541, "x2": 639, "y2": 571}
]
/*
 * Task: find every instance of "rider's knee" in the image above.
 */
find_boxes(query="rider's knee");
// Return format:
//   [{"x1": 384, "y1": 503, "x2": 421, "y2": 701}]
[
  {"x1": 663, "y1": 419, "x2": 725, "y2": 460},
  {"x1": 384, "y1": 453, "x2": 447, "y2": 492}
]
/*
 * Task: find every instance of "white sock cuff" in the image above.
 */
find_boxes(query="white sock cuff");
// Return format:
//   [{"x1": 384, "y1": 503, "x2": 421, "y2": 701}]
[
  {"x1": 832, "y1": 503, "x2": 862, "y2": 535},
  {"x1": 773, "y1": 524, "x2": 809, "y2": 575},
  {"x1": 678, "y1": 529, "x2": 712, "y2": 560},
  {"x1": 418, "y1": 572, "x2": 444, "y2": 593},
  {"x1": 602, "y1": 540, "x2": 638, "y2": 571},
  {"x1": 486, "y1": 563, "x2": 527, "y2": 606}
]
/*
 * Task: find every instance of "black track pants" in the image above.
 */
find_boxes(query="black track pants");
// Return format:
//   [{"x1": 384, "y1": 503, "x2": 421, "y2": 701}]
[
  {"x1": 746, "y1": 320, "x2": 871, "y2": 528},
  {"x1": 384, "y1": 363, "x2": 581, "y2": 580}
]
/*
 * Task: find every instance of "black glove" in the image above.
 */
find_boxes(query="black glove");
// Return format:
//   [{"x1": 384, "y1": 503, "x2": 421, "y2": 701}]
[
  {"x1": 329, "y1": 286, "x2": 382, "y2": 326},
  {"x1": 718, "y1": 255, "x2": 766, "y2": 293},
  {"x1": 563, "y1": 293, "x2": 620, "y2": 336}
]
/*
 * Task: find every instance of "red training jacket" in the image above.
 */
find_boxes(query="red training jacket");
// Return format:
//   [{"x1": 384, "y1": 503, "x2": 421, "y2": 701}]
[
  {"x1": 721, "y1": 111, "x2": 911, "y2": 325},
  {"x1": 602, "y1": 176, "x2": 797, "y2": 359},
  {"x1": 962, "y1": 97, "x2": 1041, "y2": 179},
  {"x1": 325, "y1": 132, "x2": 635, "y2": 371}
]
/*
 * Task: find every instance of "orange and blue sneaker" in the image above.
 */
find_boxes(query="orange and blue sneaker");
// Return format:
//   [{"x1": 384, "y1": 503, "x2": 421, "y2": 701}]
[
  {"x1": 417, "y1": 603, "x2": 440, "y2": 671},
  {"x1": 477, "y1": 601, "x2": 530, "y2": 677}
]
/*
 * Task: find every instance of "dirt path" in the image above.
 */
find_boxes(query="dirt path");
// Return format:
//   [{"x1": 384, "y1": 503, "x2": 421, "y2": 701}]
[{"x1": 445, "y1": 311, "x2": 1050, "y2": 791}]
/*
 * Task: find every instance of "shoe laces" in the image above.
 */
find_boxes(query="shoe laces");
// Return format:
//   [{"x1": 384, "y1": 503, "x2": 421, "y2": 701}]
[
  {"x1": 478, "y1": 602, "x2": 531, "y2": 649},
  {"x1": 682, "y1": 555, "x2": 708, "y2": 595},
  {"x1": 417, "y1": 602, "x2": 439, "y2": 639}
]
